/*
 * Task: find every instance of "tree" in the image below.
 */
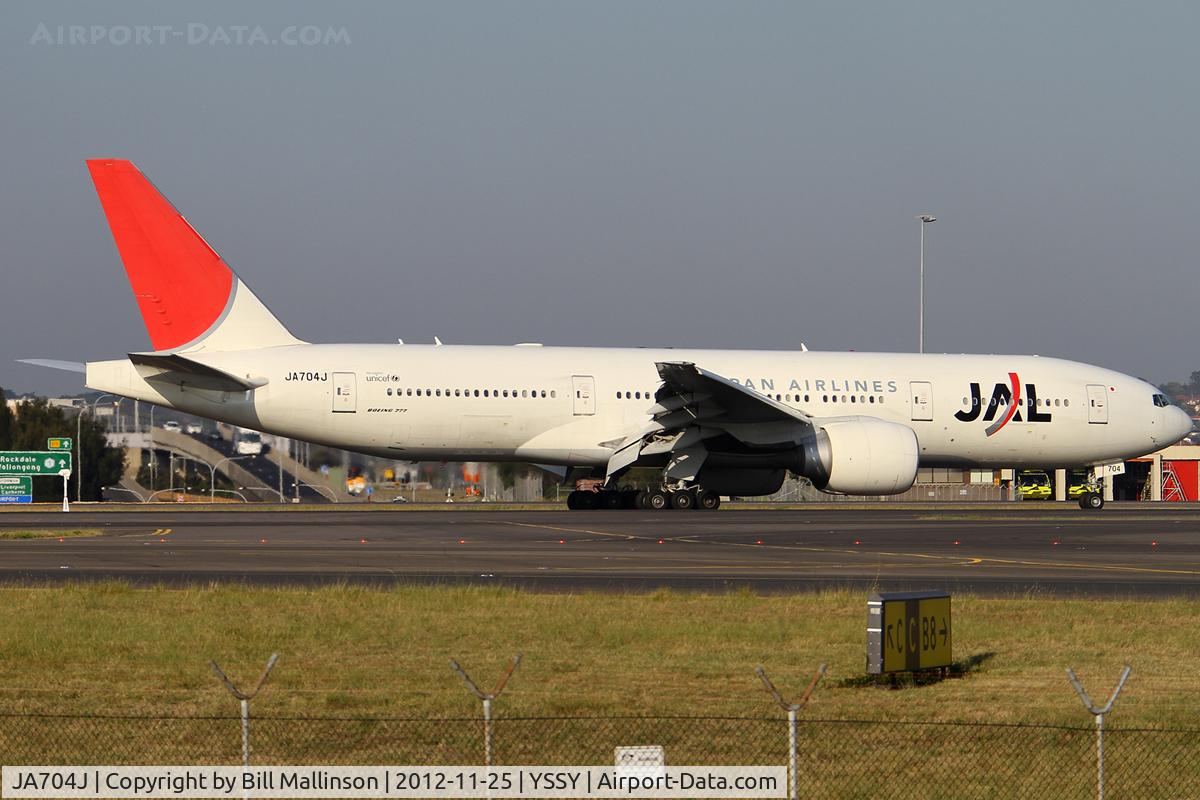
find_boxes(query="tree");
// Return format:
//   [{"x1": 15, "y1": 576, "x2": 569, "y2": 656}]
[
  {"x1": 0, "y1": 387, "x2": 12, "y2": 450},
  {"x1": 1191, "y1": 370, "x2": 1200, "y2": 393},
  {"x1": 6, "y1": 398, "x2": 124, "y2": 501}
]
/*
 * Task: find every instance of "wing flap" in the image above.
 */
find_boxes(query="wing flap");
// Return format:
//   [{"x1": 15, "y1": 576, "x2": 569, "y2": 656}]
[{"x1": 604, "y1": 362, "x2": 815, "y2": 481}]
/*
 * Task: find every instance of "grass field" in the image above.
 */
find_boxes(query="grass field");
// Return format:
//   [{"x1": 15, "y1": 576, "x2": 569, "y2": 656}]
[
  {"x1": 0, "y1": 528, "x2": 100, "y2": 540},
  {"x1": 1, "y1": 584, "x2": 1196, "y2": 794},
  {"x1": 0, "y1": 583, "x2": 1195, "y2": 726}
]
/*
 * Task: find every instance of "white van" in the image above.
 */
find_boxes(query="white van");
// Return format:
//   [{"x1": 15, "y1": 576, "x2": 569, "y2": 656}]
[{"x1": 235, "y1": 430, "x2": 263, "y2": 456}]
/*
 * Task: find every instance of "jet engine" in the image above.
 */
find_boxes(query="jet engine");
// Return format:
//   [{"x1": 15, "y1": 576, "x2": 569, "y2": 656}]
[{"x1": 804, "y1": 417, "x2": 920, "y2": 495}]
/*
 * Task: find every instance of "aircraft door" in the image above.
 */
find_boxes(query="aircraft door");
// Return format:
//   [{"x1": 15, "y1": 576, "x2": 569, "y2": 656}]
[
  {"x1": 1086, "y1": 384, "x2": 1108, "y2": 424},
  {"x1": 571, "y1": 375, "x2": 596, "y2": 416},
  {"x1": 332, "y1": 372, "x2": 357, "y2": 413},
  {"x1": 910, "y1": 381, "x2": 934, "y2": 421}
]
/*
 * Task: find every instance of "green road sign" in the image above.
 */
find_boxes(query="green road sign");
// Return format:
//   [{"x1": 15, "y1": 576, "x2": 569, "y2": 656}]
[
  {"x1": 47, "y1": 438, "x2": 73, "y2": 450},
  {"x1": 0, "y1": 451, "x2": 73, "y2": 476},
  {"x1": 0, "y1": 476, "x2": 32, "y2": 504}
]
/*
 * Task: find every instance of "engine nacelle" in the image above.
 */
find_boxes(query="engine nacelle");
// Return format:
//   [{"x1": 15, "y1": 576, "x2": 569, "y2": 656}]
[{"x1": 805, "y1": 417, "x2": 919, "y2": 495}]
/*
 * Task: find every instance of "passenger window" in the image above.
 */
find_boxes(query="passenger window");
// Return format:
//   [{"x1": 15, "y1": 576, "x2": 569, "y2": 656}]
[
  {"x1": 869, "y1": 396, "x2": 875, "y2": 404},
  {"x1": 522, "y1": 390, "x2": 528, "y2": 398},
  {"x1": 551, "y1": 391, "x2": 556, "y2": 398},
  {"x1": 387, "y1": 388, "x2": 393, "y2": 396}
]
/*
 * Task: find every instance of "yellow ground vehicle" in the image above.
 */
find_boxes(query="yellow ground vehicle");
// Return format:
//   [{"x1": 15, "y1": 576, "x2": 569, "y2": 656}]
[
  {"x1": 1017, "y1": 471, "x2": 1051, "y2": 500},
  {"x1": 1067, "y1": 472, "x2": 1089, "y2": 499}
]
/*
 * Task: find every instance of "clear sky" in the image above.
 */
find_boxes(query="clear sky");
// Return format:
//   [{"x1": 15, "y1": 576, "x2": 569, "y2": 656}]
[{"x1": 2, "y1": 0, "x2": 1197, "y2": 395}]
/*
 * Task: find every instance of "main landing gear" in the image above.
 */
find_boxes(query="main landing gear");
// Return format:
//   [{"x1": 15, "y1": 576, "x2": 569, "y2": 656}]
[{"x1": 566, "y1": 486, "x2": 721, "y2": 511}]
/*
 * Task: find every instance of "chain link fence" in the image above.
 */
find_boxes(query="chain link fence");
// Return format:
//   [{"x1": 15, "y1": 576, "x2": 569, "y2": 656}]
[
  {"x1": 762, "y1": 478, "x2": 1010, "y2": 503},
  {"x1": 2, "y1": 713, "x2": 1197, "y2": 798}
]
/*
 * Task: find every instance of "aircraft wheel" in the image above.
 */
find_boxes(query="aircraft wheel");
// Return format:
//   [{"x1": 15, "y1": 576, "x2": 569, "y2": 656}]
[
  {"x1": 566, "y1": 491, "x2": 579, "y2": 510},
  {"x1": 620, "y1": 490, "x2": 639, "y2": 509},
  {"x1": 634, "y1": 490, "x2": 649, "y2": 509},
  {"x1": 601, "y1": 491, "x2": 623, "y2": 510},
  {"x1": 1085, "y1": 492, "x2": 1104, "y2": 510},
  {"x1": 696, "y1": 489, "x2": 721, "y2": 510},
  {"x1": 670, "y1": 489, "x2": 696, "y2": 510},
  {"x1": 645, "y1": 490, "x2": 670, "y2": 511}
]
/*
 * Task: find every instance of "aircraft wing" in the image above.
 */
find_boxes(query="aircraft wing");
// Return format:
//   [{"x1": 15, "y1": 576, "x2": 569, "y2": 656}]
[{"x1": 605, "y1": 361, "x2": 816, "y2": 481}]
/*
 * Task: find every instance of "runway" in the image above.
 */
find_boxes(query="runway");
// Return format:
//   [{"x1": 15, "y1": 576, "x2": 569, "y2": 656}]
[{"x1": 0, "y1": 505, "x2": 1198, "y2": 595}]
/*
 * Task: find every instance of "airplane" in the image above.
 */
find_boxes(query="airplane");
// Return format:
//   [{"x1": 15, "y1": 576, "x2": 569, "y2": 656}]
[{"x1": 23, "y1": 160, "x2": 1194, "y2": 511}]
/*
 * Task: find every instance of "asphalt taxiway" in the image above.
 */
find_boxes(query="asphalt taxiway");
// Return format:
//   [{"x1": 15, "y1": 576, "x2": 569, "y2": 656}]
[{"x1": 0, "y1": 505, "x2": 1197, "y2": 595}]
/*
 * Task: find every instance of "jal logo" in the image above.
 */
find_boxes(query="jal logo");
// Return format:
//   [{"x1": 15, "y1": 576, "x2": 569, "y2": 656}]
[{"x1": 954, "y1": 372, "x2": 1051, "y2": 436}]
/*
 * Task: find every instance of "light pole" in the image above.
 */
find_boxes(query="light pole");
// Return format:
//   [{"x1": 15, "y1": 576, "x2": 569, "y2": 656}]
[
  {"x1": 241, "y1": 486, "x2": 287, "y2": 503},
  {"x1": 916, "y1": 214, "x2": 936, "y2": 353},
  {"x1": 291, "y1": 482, "x2": 337, "y2": 503},
  {"x1": 79, "y1": 393, "x2": 116, "y2": 502},
  {"x1": 208, "y1": 455, "x2": 252, "y2": 501},
  {"x1": 101, "y1": 486, "x2": 145, "y2": 503}
]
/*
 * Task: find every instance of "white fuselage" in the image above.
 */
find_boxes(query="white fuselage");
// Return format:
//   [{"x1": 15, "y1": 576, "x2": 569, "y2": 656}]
[{"x1": 87, "y1": 345, "x2": 1187, "y2": 470}]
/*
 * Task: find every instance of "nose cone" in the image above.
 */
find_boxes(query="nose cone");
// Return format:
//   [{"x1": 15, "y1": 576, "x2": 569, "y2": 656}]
[{"x1": 1166, "y1": 407, "x2": 1194, "y2": 444}]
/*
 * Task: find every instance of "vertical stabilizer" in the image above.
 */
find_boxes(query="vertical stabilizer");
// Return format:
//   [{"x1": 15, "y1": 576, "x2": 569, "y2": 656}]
[{"x1": 86, "y1": 159, "x2": 302, "y2": 353}]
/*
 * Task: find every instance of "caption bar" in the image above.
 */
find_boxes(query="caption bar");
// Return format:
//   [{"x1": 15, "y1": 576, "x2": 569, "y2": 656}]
[{"x1": 3, "y1": 766, "x2": 785, "y2": 799}]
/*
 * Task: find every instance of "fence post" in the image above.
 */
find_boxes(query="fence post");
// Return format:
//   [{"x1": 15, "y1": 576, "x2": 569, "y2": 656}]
[
  {"x1": 450, "y1": 654, "x2": 522, "y2": 768},
  {"x1": 1066, "y1": 665, "x2": 1131, "y2": 800},
  {"x1": 756, "y1": 663, "x2": 826, "y2": 800},
  {"x1": 210, "y1": 653, "x2": 279, "y2": 768}
]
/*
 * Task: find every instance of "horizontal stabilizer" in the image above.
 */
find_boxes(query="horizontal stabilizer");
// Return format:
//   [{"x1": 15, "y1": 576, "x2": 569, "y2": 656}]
[
  {"x1": 128, "y1": 352, "x2": 267, "y2": 392},
  {"x1": 17, "y1": 358, "x2": 86, "y2": 374}
]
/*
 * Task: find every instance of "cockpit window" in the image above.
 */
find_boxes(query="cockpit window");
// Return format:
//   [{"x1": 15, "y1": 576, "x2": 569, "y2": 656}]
[{"x1": 1152, "y1": 394, "x2": 1171, "y2": 407}]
